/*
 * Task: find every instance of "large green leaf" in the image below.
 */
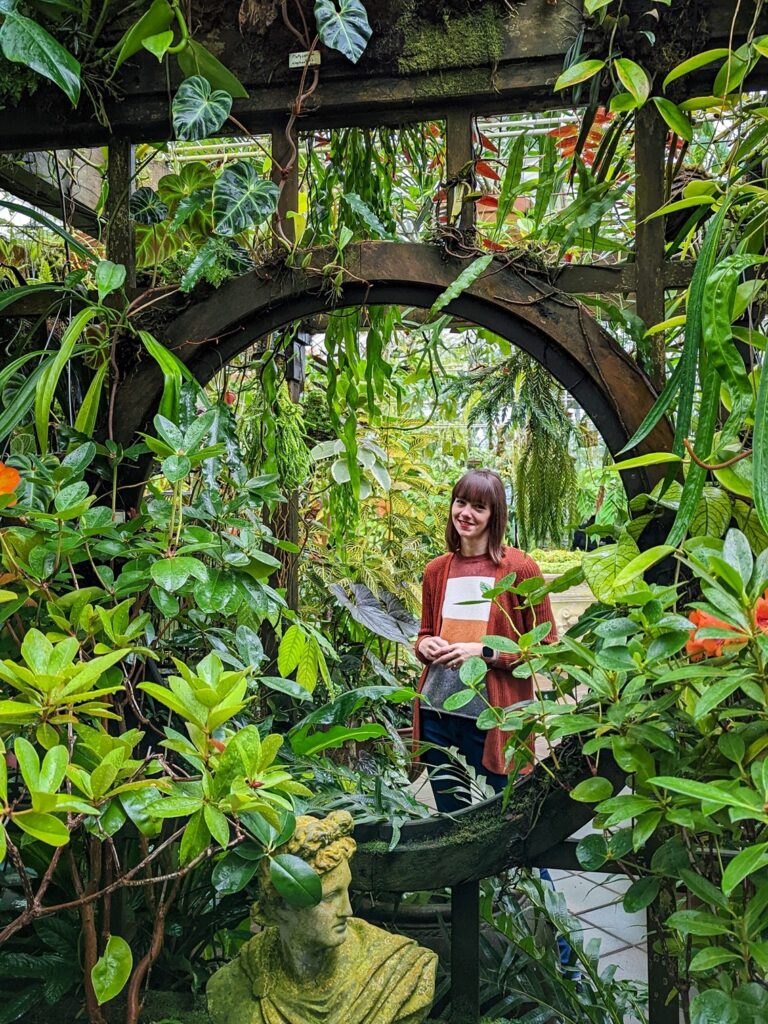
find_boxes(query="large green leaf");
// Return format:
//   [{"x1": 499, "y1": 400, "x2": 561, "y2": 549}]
[
  {"x1": 129, "y1": 187, "x2": 168, "y2": 225},
  {"x1": 314, "y1": 0, "x2": 372, "y2": 64},
  {"x1": 91, "y1": 935, "x2": 133, "y2": 1006},
  {"x1": 554, "y1": 59, "x2": 605, "y2": 91},
  {"x1": 111, "y1": 0, "x2": 173, "y2": 73},
  {"x1": 14, "y1": 811, "x2": 70, "y2": 846},
  {"x1": 652, "y1": 96, "x2": 693, "y2": 142},
  {"x1": 172, "y1": 75, "x2": 233, "y2": 142},
  {"x1": 212, "y1": 161, "x2": 279, "y2": 236},
  {"x1": 34, "y1": 306, "x2": 101, "y2": 453},
  {"x1": 615, "y1": 58, "x2": 650, "y2": 105},
  {"x1": 177, "y1": 39, "x2": 248, "y2": 98},
  {"x1": 582, "y1": 532, "x2": 639, "y2": 603},
  {"x1": 690, "y1": 486, "x2": 732, "y2": 538},
  {"x1": 269, "y1": 853, "x2": 322, "y2": 907},
  {"x1": 0, "y1": 10, "x2": 80, "y2": 104}
]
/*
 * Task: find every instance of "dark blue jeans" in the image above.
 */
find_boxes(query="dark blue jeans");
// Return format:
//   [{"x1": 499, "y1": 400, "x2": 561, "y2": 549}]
[
  {"x1": 420, "y1": 709, "x2": 507, "y2": 813},
  {"x1": 420, "y1": 709, "x2": 574, "y2": 970}
]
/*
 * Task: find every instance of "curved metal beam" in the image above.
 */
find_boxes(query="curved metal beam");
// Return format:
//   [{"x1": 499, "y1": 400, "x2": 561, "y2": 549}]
[{"x1": 116, "y1": 241, "x2": 672, "y2": 503}]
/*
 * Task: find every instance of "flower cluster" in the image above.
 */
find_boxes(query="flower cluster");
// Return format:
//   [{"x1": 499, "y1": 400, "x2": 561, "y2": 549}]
[{"x1": 686, "y1": 595, "x2": 768, "y2": 659}]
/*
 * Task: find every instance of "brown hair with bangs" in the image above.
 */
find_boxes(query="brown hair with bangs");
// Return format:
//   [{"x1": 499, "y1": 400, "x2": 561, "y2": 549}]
[{"x1": 444, "y1": 469, "x2": 508, "y2": 564}]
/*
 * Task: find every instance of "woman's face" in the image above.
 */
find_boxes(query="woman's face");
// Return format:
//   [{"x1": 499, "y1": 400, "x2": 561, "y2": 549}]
[{"x1": 451, "y1": 495, "x2": 492, "y2": 545}]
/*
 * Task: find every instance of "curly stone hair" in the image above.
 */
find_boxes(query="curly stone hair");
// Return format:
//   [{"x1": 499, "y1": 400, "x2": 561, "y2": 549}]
[{"x1": 252, "y1": 811, "x2": 356, "y2": 925}]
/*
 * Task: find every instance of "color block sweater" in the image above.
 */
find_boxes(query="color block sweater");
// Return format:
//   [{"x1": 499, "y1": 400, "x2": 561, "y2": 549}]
[
  {"x1": 414, "y1": 547, "x2": 558, "y2": 775},
  {"x1": 421, "y1": 552, "x2": 497, "y2": 718}
]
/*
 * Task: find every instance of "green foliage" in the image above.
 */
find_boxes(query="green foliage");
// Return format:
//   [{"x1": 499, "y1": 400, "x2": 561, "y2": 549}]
[
  {"x1": 490, "y1": 528, "x2": 768, "y2": 1013},
  {"x1": 313, "y1": 0, "x2": 372, "y2": 65}
]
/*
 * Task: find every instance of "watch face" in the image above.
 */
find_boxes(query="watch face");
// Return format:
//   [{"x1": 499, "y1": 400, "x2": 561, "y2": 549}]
[{"x1": 482, "y1": 645, "x2": 494, "y2": 659}]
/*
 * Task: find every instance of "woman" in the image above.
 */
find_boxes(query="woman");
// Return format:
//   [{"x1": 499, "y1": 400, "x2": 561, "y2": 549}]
[{"x1": 414, "y1": 468, "x2": 557, "y2": 813}]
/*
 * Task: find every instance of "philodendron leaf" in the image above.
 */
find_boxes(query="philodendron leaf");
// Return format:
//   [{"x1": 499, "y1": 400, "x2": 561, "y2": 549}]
[
  {"x1": 270, "y1": 853, "x2": 322, "y2": 908},
  {"x1": 91, "y1": 935, "x2": 133, "y2": 1005},
  {"x1": 129, "y1": 187, "x2": 168, "y2": 225},
  {"x1": 0, "y1": 10, "x2": 80, "y2": 104},
  {"x1": 172, "y1": 75, "x2": 233, "y2": 142},
  {"x1": 212, "y1": 161, "x2": 279, "y2": 236},
  {"x1": 314, "y1": 0, "x2": 372, "y2": 64}
]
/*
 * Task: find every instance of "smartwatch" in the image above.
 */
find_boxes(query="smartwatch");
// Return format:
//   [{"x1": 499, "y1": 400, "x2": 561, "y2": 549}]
[{"x1": 482, "y1": 645, "x2": 495, "y2": 660}]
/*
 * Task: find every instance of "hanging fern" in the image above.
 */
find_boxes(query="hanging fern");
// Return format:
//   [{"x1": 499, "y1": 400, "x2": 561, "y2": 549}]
[{"x1": 447, "y1": 349, "x2": 578, "y2": 547}]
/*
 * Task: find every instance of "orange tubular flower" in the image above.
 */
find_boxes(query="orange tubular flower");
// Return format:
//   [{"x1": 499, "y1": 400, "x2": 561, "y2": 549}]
[
  {"x1": 754, "y1": 593, "x2": 768, "y2": 634},
  {"x1": 0, "y1": 463, "x2": 21, "y2": 506},
  {"x1": 686, "y1": 609, "x2": 748, "y2": 660}
]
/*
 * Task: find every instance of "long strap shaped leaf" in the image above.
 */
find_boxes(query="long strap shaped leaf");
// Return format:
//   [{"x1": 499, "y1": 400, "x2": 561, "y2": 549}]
[
  {"x1": 754, "y1": 350, "x2": 768, "y2": 536},
  {"x1": 34, "y1": 306, "x2": 102, "y2": 453},
  {"x1": 666, "y1": 359, "x2": 721, "y2": 547},
  {"x1": 0, "y1": 363, "x2": 46, "y2": 448},
  {"x1": 671, "y1": 199, "x2": 730, "y2": 459}
]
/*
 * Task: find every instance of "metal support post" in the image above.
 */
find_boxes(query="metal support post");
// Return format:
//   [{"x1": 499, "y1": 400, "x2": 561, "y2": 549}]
[{"x1": 450, "y1": 879, "x2": 480, "y2": 1023}]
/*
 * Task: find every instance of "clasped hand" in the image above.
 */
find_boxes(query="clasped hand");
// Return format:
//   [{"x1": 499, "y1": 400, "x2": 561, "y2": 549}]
[{"x1": 419, "y1": 637, "x2": 484, "y2": 669}]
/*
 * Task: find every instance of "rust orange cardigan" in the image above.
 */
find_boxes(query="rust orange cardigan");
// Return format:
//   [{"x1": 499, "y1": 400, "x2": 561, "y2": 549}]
[{"x1": 413, "y1": 548, "x2": 557, "y2": 775}]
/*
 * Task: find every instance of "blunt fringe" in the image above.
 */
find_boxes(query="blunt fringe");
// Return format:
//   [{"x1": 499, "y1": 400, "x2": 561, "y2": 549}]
[{"x1": 444, "y1": 469, "x2": 508, "y2": 564}]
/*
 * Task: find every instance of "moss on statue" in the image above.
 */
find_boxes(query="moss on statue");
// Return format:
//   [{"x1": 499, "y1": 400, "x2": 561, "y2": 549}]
[{"x1": 398, "y1": 6, "x2": 505, "y2": 75}]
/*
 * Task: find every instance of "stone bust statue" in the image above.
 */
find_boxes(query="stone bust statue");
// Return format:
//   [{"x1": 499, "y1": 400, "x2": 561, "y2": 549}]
[{"x1": 207, "y1": 810, "x2": 437, "y2": 1024}]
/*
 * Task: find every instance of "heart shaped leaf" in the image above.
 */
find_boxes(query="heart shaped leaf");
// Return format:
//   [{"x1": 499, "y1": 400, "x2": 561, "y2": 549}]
[
  {"x1": 129, "y1": 187, "x2": 168, "y2": 225},
  {"x1": 314, "y1": 0, "x2": 372, "y2": 64},
  {"x1": 212, "y1": 161, "x2": 279, "y2": 236},
  {"x1": 91, "y1": 935, "x2": 133, "y2": 1005},
  {"x1": 173, "y1": 75, "x2": 233, "y2": 142}
]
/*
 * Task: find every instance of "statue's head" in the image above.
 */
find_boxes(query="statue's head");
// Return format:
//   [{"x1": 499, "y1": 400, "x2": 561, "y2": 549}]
[{"x1": 254, "y1": 811, "x2": 357, "y2": 949}]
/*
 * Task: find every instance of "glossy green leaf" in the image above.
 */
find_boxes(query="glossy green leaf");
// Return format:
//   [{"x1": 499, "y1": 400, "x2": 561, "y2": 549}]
[
  {"x1": 95, "y1": 260, "x2": 126, "y2": 303},
  {"x1": 554, "y1": 59, "x2": 605, "y2": 91},
  {"x1": 130, "y1": 186, "x2": 168, "y2": 225},
  {"x1": 754, "y1": 334, "x2": 768, "y2": 535},
  {"x1": 622, "y1": 876, "x2": 660, "y2": 913},
  {"x1": 722, "y1": 843, "x2": 768, "y2": 895},
  {"x1": 35, "y1": 306, "x2": 101, "y2": 453},
  {"x1": 662, "y1": 48, "x2": 731, "y2": 89},
  {"x1": 270, "y1": 853, "x2": 322, "y2": 907},
  {"x1": 212, "y1": 852, "x2": 261, "y2": 894},
  {"x1": 177, "y1": 39, "x2": 248, "y2": 98},
  {"x1": 91, "y1": 935, "x2": 133, "y2": 1005},
  {"x1": 314, "y1": 0, "x2": 372, "y2": 64},
  {"x1": 74, "y1": 362, "x2": 108, "y2": 436},
  {"x1": 652, "y1": 96, "x2": 693, "y2": 142},
  {"x1": 0, "y1": 10, "x2": 80, "y2": 104},
  {"x1": 172, "y1": 75, "x2": 233, "y2": 142},
  {"x1": 570, "y1": 776, "x2": 614, "y2": 802},
  {"x1": 212, "y1": 161, "x2": 279, "y2": 236},
  {"x1": 111, "y1": 0, "x2": 173, "y2": 73},
  {"x1": 14, "y1": 811, "x2": 70, "y2": 846},
  {"x1": 142, "y1": 30, "x2": 174, "y2": 60},
  {"x1": 613, "y1": 545, "x2": 676, "y2": 588},
  {"x1": 615, "y1": 58, "x2": 649, "y2": 104}
]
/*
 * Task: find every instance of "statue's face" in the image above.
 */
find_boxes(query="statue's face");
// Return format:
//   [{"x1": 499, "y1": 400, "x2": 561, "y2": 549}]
[{"x1": 276, "y1": 860, "x2": 353, "y2": 950}]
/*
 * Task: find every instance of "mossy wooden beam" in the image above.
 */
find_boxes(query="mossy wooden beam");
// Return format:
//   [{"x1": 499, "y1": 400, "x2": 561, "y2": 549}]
[{"x1": 0, "y1": 1, "x2": 764, "y2": 150}]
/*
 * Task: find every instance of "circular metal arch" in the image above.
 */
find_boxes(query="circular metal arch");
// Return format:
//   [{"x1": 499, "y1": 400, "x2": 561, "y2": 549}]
[
  {"x1": 115, "y1": 241, "x2": 672, "y2": 502},
  {"x1": 114, "y1": 241, "x2": 672, "y2": 886}
]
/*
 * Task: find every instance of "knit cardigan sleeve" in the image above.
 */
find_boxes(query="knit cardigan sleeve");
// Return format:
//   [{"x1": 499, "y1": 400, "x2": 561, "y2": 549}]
[{"x1": 414, "y1": 555, "x2": 448, "y2": 664}]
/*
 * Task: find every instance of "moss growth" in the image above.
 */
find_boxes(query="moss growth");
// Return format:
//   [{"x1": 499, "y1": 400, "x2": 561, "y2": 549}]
[{"x1": 398, "y1": 7, "x2": 504, "y2": 75}]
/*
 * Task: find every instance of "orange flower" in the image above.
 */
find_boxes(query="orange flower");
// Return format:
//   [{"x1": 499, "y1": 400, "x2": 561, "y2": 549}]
[
  {"x1": 0, "y1": 463, "x2": 20, "y2": 506},
  {"x1": 754, "y1": 593, "x2": 768, "y2": 634},
  {"x1": 686, "y1": 608, "x2": 747, "y2": 660}
]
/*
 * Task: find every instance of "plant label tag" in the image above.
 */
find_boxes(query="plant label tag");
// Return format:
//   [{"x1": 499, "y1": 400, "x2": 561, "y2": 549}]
[{"x1": 289, "y1": 51, "x2": 321, "y2": 69}]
